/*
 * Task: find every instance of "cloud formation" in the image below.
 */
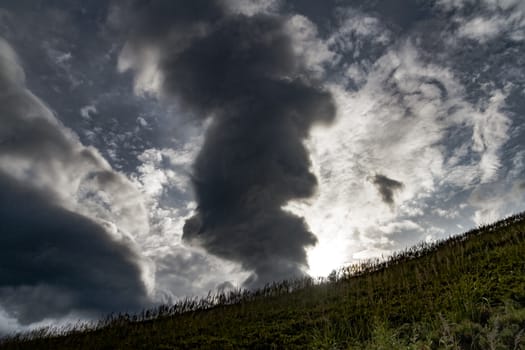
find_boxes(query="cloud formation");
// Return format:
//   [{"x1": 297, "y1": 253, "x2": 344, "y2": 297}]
[
  {"x1": 119, "y1": 0, "x2": 336, "y2": 287},
  {"x1": 0, "y1": 173, "x2": 148, "y2": 324},
  {"x1": 0, "y1": 37, "x2": 150, "y2": 327},
  {"x1": 285, "y1": 31, "x2": 520, "y2": 275},
  {"x1": 438, "y1": 0, "x2": 525, "y2": 42}
]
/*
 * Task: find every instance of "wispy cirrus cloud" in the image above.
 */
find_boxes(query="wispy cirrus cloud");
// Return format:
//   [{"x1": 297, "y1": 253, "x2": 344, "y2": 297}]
[{"x1": 287, "y1": 38, "x2": 516, "y2": 276}]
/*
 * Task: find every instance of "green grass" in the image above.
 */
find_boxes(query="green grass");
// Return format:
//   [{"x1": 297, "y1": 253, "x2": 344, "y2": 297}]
[{"x1": 1, "y1": 213, "x2": 524, "y2": 349}]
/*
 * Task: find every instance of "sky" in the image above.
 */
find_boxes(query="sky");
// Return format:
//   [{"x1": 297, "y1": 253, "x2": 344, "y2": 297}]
[{"x1": 0, "y1": 0, "x2": 524, "y2": 334}]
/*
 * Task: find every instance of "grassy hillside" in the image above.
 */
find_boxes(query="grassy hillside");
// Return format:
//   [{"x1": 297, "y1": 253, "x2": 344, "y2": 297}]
[{"x1": 2, "y1": 213, "x2": 525, "y2": 349}]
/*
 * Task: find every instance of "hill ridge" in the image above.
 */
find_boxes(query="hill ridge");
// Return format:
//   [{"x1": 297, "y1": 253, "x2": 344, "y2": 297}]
[{"x1": 2, "y1": 212, "x2": 525, "y2": 349}]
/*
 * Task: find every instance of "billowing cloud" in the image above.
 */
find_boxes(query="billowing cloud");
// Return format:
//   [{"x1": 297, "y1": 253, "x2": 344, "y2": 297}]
[
  {"x1": 438, "y1": 0, "x2": 525, "y2": 42},
  {"x1": 457, "y1": 15, "x2": 507, "y2": 42},
  {"x1": 119, "y1": 0, "x2": 336, "y2": 287},
  {"x1": 223, "y1": 0, "x2": 281, "y2": 16},
  {"x1": 0, "y1": 37, "x2": 151, "y2": 327},
  {"x1": 0, "y1": 173, "x2": 148, "y2": 324}
]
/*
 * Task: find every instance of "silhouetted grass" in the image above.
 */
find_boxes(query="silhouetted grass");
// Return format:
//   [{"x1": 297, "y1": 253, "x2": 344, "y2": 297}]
[{"x1": 1, "y1": 212, "x2": 524, "y2": 349}]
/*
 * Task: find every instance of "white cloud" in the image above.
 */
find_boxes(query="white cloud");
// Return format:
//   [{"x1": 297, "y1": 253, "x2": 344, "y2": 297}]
[
  {"x1": 439, "y1": 0, "x2": 525, "y2": 42},
  {"x1": 118, "y1": 45, "x2": 163, "y2": 96},
  {"x1": 153, "y1": 245, "x2": 249, "y2": 302},
  {"x1": 327, "y1": 7, "x2": 392, "y2": 86},
  {"x1": 281, "y1": 40, "x2": 514, "y2": 276},
  {"x1": 80, "y1": 105, "x2": 97, "y2": 119},
  {"x1": 509, "y1": 150, "x2": 525, "y2": 179},
  {"x1": 137, "y1": 116, "x2": 149, "y2": 128},
  {"x1": 0, "y1": 37, "x2": 25, "y2": 85},
  {"x1": 457, "y1": 16, "x2": 508, "y2": 42},
  {"x1": 329, "y1": 8, "x2": 391, "y2": 50},
  {"x1": 470, "y1": 180, "x2": 525, "y2": 225},
  {"x1": 285, "y1": 15, "x2": 334, "y2": 77},
  {"x1": 438, "y1": 0, "x2": 525, "y2": 11},
  {"x1": 471, "y1": 90, "x2": 510, "y2": 183},
  {"x1": 222, "y1": 0, "x2": 281, "y2": 16}
]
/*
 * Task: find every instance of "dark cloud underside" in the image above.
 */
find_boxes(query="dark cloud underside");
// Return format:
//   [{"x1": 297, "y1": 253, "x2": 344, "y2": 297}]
[
  {"x1": 121, "y1": 0, "x2": 336, "y2": 287},
  {"x1": 372, "y1": 174, "x2": 404, "y2": 205},
  {"x1": 0, "y1": 174, "x2": 148, "y2": 324},
  {"x1": 0, "y1": 36, "x2": 149, "y2": 326}
]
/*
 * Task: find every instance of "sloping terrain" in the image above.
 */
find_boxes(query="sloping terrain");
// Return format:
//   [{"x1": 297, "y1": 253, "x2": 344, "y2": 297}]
[{"x1": 2, "y1": 213, "x2": 524, "y2": 349}]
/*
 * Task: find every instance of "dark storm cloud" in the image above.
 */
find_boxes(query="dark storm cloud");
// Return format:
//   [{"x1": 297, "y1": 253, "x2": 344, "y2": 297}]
[
  {"x1": 122, "y1": 0, "x2": 225, "y2": 39},
  {"x1": 0, "y1": 37, "x2": 150, "y2": 325},
  {"x1": 0, "y1": 174, "x2": 148, "y2": 325},
  {"x1": 121, "y1": 1, "x2": 336, "y2": 287},
  {"x1": 372, "y1": 174, "x2": 404, "y2": 205}
]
